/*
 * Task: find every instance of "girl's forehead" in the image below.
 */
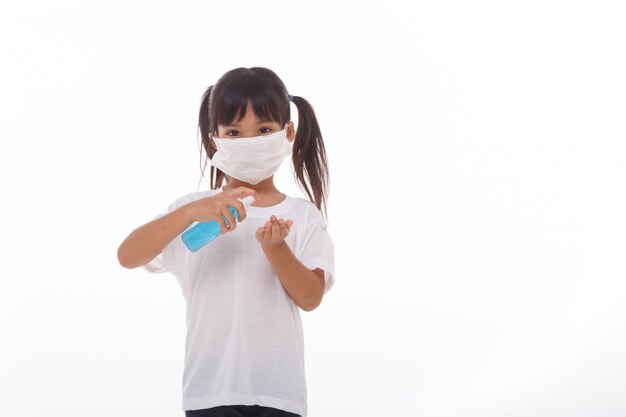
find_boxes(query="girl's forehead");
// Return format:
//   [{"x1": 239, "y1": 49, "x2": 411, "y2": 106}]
[
  {"x1": 221, "y1": 110, "x2": 281, "y2": 127},
  {"x1": 217, "y1": 100, "x2": 284, "y2": 128}
]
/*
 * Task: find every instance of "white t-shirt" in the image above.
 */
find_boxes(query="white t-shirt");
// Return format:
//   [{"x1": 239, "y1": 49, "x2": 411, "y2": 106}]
[{"x1": 141, "y1": 187, "x2": 335, "y2": 417}]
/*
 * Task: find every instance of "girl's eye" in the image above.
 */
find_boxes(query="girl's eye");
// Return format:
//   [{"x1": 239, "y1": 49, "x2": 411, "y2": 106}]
[
  {"x1": 226, "y1": 127, "x2": 271, "y2": 137},
  {"x1": 226, "y1": 127, "x2": 272, "y2": 136}
]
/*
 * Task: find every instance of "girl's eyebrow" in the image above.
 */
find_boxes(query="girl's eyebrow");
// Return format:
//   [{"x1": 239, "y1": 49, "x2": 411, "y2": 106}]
[{"x1": 225, "y1": 119, "x2": 272, "y2": 127}]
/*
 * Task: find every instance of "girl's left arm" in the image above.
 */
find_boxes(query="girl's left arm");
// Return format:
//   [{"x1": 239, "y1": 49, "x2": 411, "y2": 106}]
[
  {"x1": 262, "y1": 241, "x2": 325, "y2": 312},
  {"x1": 257, "y1": 215, "x2": 325, "y2": 311}
]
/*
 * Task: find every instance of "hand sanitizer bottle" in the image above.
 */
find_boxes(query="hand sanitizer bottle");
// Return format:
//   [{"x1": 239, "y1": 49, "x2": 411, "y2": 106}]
[{"x1": 181, "y1": 195, "x2": 256, "y2": 252}]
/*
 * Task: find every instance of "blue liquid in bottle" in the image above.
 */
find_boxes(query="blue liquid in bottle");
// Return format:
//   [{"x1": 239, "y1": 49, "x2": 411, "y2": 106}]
[{"x1": 181, "y1": 195, "x2": 256, "y2": 253}]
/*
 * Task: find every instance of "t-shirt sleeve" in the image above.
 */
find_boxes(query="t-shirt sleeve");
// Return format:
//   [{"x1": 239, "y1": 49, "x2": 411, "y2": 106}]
[
  {"x1": 141, "y1": 199, "x2": 187, "y2": 277},
  {"x1": 299, "y1": 213, "x2": 336, "y2": 295}
]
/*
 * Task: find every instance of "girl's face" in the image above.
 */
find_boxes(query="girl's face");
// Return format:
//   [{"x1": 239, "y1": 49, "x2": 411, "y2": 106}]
[{"x1": 210, "y1": 102, "x2": 295, "y2": 142}]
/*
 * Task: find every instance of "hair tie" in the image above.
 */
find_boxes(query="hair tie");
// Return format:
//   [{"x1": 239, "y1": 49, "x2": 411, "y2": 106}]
[{"x1": 289, "y1": 94, "x2": 294, "y2": 102}]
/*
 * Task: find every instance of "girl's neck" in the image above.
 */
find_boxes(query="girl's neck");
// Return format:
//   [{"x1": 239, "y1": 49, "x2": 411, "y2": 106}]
[
  {"x1": 221, "y1": 177, "x2": 284, "y2": 201},
  {"x1": 222, "y1": 175, "x2": 287, "y2": 207}
]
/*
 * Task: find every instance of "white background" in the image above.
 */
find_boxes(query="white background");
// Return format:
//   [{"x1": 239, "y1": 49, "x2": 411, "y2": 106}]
[{"x1": 1, "y1": 1, "x2": 625, "y2": 416}]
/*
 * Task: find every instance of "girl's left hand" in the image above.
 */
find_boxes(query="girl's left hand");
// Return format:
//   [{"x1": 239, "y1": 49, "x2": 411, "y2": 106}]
[{"x1": 256, "y1": 215, "x2": 293, "y2": 248}]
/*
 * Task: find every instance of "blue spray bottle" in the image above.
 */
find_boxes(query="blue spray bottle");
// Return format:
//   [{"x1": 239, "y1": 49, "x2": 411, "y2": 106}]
[{"x1": 181, "y1": 195, "x2": 257, "y2": 252}]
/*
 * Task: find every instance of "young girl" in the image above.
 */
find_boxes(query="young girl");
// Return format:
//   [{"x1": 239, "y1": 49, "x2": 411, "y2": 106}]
[{"x1": 117, "y1": 67, "x2": 335, "y2": 417}]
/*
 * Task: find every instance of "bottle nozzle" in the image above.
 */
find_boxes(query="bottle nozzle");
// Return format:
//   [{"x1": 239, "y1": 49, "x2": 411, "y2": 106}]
[{"x1": 240, "y1": 196, "x2": 256, "y2": 207}]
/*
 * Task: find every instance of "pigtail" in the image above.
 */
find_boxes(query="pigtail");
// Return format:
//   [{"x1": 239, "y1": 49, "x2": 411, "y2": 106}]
[
  {"x1": 197, "y1": 85, "x2": 227, "y2": 191},
  {"x1": 291, "y1": 95, "x2": 330, "y2": 221}
]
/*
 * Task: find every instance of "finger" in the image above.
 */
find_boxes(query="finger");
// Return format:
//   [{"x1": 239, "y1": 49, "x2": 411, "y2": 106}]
[
  {"x1": 222, "y1": 206, "x2": 237, "y2": 232},
  {"x1": 226, "y1": 197, "x2": 246, "y2": 222},
  {"x1": 271, "y1": 218, "x2": 280, "y2": 235},
  {"x1": 261, "y1": 225, "x2": 269, "y2": 241},
  {"x1": 278, "y1": 218, "x2": 288, "y2": 235},
  {"x1": 216, "y1": 214, "x2": 229, "y2": 235}
]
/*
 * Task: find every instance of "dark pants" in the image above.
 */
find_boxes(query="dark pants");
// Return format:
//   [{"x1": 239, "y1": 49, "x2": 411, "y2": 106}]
[{"x1": 185, "y1": 405, "x2": 301, "y2": 417}]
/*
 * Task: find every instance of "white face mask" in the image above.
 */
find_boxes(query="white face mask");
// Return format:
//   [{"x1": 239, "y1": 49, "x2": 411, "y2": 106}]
[{"x1": 210, "y1": 123, "x2": 292, "y2": 185}]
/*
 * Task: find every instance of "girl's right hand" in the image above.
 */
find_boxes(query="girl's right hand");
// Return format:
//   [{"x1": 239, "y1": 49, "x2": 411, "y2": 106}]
[{"x1": 186, "y1": 186, "x2": 260, "y2": 235}]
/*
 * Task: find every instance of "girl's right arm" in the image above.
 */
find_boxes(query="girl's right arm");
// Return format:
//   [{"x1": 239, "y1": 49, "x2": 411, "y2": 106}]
[
  {"x1": 117, "y1": 186, "x2": 260, "y2": 269},
  {"x1": 117, "y1": 203, "x2": 196, "y2": 269}
]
